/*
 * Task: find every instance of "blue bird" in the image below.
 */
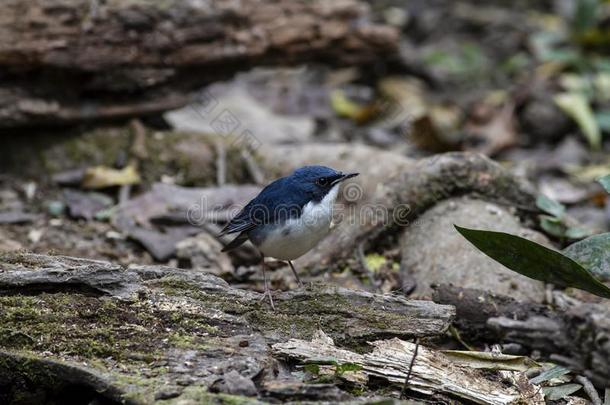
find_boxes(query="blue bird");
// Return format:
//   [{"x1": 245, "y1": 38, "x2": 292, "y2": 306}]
[{"x1": 219, "y1": 166, "x2": 359, "y2": 309}]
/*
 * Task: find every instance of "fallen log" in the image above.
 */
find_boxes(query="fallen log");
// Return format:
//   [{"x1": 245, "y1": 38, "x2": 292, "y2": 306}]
[
  {"x1": 0, "y1": 0, "x2": 398, "y2": 127},
  {"x1": 432, "y1": 284, "x2": 610, "y2": 388},
  {"x1": 0, "y1": 252, "x2": 454, "y2": 403}
]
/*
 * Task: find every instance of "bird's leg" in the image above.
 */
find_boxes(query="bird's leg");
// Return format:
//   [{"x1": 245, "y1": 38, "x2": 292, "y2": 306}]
[
  {"x1": 260, "y1": 255, "x2": 275, "y2": 310},
  {"x1": 287, "y1": 260, "x2": 304, "y2": 288}
]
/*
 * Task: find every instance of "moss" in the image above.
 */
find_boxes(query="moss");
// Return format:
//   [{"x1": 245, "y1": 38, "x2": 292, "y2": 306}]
[
  {"x1": 0, "y1": 353, "x2": 60, "y2": 394},
  {"x1": 365, "y1": 253, "x2": 387, "y2": 273},
  {"x1": 335, "y1": 362, "x2": 363, "y2": 376},
  {"x1": 0, "y1": 288, "x2": 226, "y2": 363},
  {"x1": 167, "y1": 333, "x2": 209, "y2": 350},
  {"x1": 158, "y1": 386, "x2": 263, "y2": 405}
]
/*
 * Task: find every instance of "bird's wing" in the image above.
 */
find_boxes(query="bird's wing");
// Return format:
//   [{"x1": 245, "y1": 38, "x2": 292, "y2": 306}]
[
  {"x1": 218, "y1": 201, "x2": 258, "y2": 236},
  {"x1": 218, "y1": 177, "x2": 306, "y2": 236},
  {"x1": 221, "y1": 232, "x2": 249, "y2": 252}
]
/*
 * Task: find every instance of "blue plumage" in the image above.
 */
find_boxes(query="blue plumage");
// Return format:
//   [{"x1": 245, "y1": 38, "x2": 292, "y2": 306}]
[
  {"x1": 219, "y1": 165, "x2": 348, "y2": 245},
  {"x1": 219, "y1": 165, "x2": 358, "y2": 309}
]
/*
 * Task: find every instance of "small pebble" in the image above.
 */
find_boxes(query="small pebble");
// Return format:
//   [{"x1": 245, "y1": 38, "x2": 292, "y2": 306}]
[{"x1": 47, "y1": 200, "x2": 65, "y2": 217}]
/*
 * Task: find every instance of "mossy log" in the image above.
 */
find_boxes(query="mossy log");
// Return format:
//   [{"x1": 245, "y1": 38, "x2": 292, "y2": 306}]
[
  {"x1": 0, "y1": 0, "x2": 397, "y2": 127},
  {"x1": 433, "y1": 284, "x2": 610, "y2": 388},
  {"x1": 0, "y1": 253, "x2": 454, "y2": 404}
]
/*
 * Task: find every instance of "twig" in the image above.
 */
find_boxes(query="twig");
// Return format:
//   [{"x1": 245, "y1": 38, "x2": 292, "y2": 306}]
[
  {"x1": 400, "y1": 338, "x2": 419, "y2": 399},
  {"x1": 357, "y1": 241, "x2": 380, "y2": 291},
  {"x1": 129, "y1": 118, "x2": 148, "y2": 159},
  {"x1": 215, "y1": 140, "x2": 226, "y2": 186},
  {"x1": 119, "y1": 184, "x2": 131, "y2": 205},
  {"x1": 575, "y1": 375, "x2": 602, "y2": 405},
  {"x1": 241, "y1": 149, "x2": 265, "y2": 185}
]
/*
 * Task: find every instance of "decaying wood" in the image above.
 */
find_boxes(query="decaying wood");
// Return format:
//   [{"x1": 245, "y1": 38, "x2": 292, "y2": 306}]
[
  {"x1": 0, "y1": 252, "x2": 454, "y2": 403},
  {"x1": 433, "y1": 284, "x2": 610, "y2": 388},
  {"x1": 273, "y1": 330, "x2": 539, "y2": 405},
  {"x1": 0, "y1": 0, "x2": 398, "y2": 127}
]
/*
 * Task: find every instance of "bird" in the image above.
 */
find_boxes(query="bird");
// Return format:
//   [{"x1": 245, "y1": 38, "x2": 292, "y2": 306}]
[{"x1": 219, "y1": 166, "x2": 359, "y2": 309}]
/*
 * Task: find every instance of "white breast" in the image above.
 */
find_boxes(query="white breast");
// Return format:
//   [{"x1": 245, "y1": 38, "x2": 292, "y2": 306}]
[{"x1": 257, "y1": 184, "x2": 340, "y2": 260}]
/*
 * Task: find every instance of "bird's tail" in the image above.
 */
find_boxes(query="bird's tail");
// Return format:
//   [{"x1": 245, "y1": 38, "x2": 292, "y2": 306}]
[{"x1": 221, "y1": 232, "x2": 249, "y2": 252}]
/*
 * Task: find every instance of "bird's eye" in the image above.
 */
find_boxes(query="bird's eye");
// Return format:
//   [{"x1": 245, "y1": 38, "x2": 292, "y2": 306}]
[{"x1": 316, "y1": 177, "x2": 328, "y2": 186}]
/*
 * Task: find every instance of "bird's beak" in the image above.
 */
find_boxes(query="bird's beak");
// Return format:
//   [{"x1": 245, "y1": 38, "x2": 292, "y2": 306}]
[{"x1": 331, "y1": 172, "x2": 359, "y2": 185}]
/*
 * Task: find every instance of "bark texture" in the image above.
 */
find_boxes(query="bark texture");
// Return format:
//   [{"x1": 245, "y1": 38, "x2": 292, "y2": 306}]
[
  {"x1": 0, "y1": 0, "x2": 398, "y2": 127},
  {"x1": 0, "y1": 252, "x2": 454, "y2": 404},
  {"x1": 433, "y1": 284, "x2": 610, "y2": 388}
]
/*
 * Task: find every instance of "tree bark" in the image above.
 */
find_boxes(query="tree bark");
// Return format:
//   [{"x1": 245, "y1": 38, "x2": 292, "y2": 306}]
[{"x1": 0, "y1": 0, "x2": 398, "y2": 127}]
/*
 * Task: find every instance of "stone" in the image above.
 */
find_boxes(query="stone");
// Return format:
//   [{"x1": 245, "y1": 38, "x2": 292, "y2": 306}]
[
  {"x1": 176, "y1": 232, "x2": 233, "y2": 276},
  {"x1": 400, "y1": 196, "x2": 547, "y2": 302}
]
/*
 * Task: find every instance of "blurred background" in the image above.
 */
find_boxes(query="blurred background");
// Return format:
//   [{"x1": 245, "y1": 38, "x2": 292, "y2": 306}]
[{"x1": 1, "y1": 0, "x2": 609, "y2": 286}]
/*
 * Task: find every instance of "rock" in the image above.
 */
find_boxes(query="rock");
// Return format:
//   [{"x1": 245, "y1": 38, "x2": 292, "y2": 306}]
[
  {"x1": 0, "y1": 189, "x2": 22, "y2": 211},
  {"x1": 0, "y1": 211, "x2": 37, "y2": 224},
  {"x1": 51, "y1": 168, "x2": 86, "y2": 186},
  {"x1": 112, "y1": 183, "x2": 261, "y2": 262},
  {"x1": 176, "y1": 232, "x2": 233, "y2": 276},
  {"x1": 209, "y1": 370, "x2": 258, "y2": 396},
  {"x1": 400, "y1": 197, "x2": 547, "y2": 302},
  {"x1": 127, "y1": 226, "x2": 200, "y2": 262},
  {"x1": 63, "y1": 189, "x2": 113, "y2": 220},
  {"x1": 0, "y1": 229, "x2": 22, "y2": 252},
  {"x1": 165, "y1": 85, "x2": 315, "y2": 144},
  {"x1": 521, "y1": 95, "x2": 572, "y2": 143}
]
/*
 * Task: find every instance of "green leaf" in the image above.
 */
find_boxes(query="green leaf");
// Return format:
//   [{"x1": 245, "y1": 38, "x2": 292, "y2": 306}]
[
  {"x1": 564, "y1": 233, "x2": 610, "y2": 281},
  {"x1": 564, "y1": 226, "x2": 594, "y2": 240},
  {"x1": 596, "y1": 111, "x2": 610, "y2": 132},
  {"x1": 598, "y1": 174, "x2": 610, "y2": 193},
  {"x1": 542, "y1": 384, "x2": 582, "y2": 401},
  {"x1": 554, "y1": 92, "x2": 601, "y2": 149},
  {"x1": 536, "y1": 195, "x2": 565, "y2": 218},
  {"x1": 442, "y1": 350, "x2": 538, "y2": 372},
  {"x1": 540, "y1": 215, "x2": 567, "y2": 238},
  {"x1": 454, "y1": 225, "x2": 610, "y2": 299},
  {"x1": 529, "y1": 365, "x2": 571, "y2": 385}
]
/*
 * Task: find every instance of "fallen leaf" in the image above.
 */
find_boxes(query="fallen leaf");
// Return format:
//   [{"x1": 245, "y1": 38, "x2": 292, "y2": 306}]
[
  {"x1": 82, "y1": 165, "x2": 141, "y2": 189},
  {"x1": 542, "y1": 384, "x2": 582, "y2": 401},
  {"x1": 554, "y1": 92, "x2": 601, "y2": 149},
  {"x1": 330, "y1": 90, "x2": 377, "y2": 124},
  {"x1": 529, "y1": 365, "x2": 571, "y2": 385},
  {"x1": 536, "y1": 194, "x2": 565, "y2": 218},
  {"x1": 0, "y1": 211, "x2": 37, "y2": 225},
  {"x1": 464, "y1": 102, "x2": 517, "y2": 156},
  {"x1": 63, "y1": 189, "x2": 113, "y2": 220},
  {"x1": 441, "y1": 350, "x2": 539, "y2": 372},
  {"x1": 378, "y1": 77, "x2": 461, "y2": 152},
  {"x1": 598, "y1": 174, "x2": 610, "y2": 193}
]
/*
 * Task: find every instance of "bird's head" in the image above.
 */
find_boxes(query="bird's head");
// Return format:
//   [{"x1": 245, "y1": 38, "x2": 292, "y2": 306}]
[{"x1": 290, "y1": 165, "x2": 359, "y2": 202}]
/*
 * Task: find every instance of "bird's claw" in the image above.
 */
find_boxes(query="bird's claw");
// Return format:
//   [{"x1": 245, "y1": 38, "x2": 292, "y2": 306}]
[{"x1": 259, "y1": 288, "x2": 276, "y2": 310}]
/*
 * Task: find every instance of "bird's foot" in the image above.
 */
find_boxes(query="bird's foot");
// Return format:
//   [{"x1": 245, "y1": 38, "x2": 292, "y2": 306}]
[{"x1": 259, "y1": 288, "x2": 276, "y2": 311}]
